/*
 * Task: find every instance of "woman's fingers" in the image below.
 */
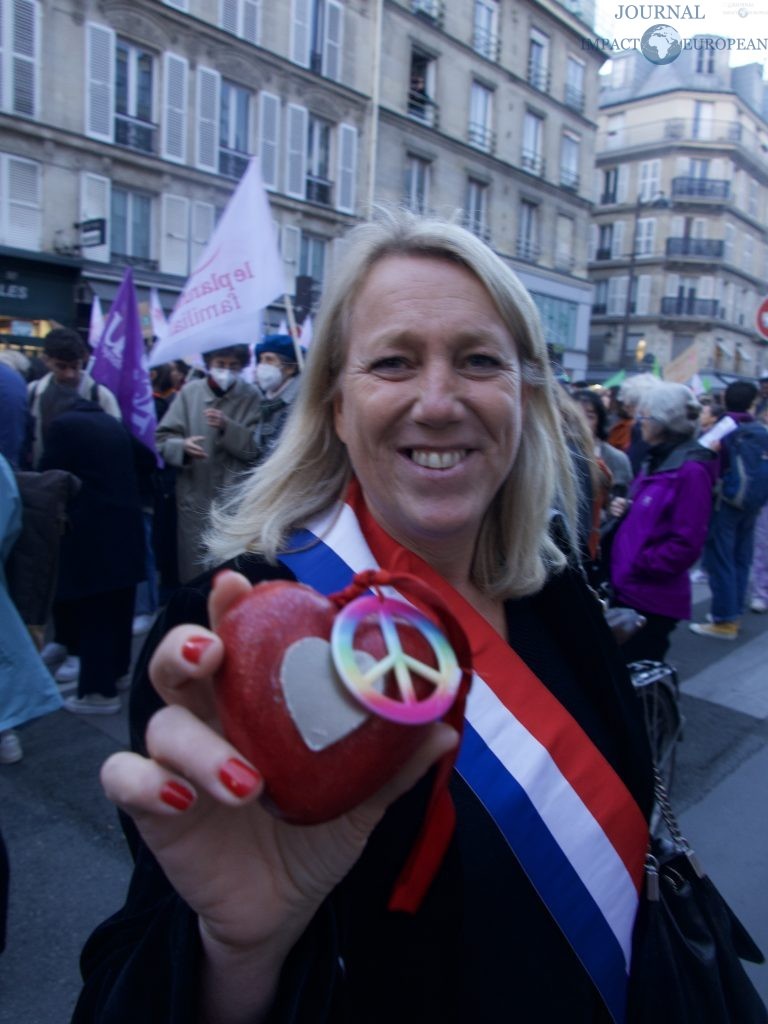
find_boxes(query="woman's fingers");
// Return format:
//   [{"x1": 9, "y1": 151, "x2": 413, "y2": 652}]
[
  {"x1": 148, "y1": 624, "x2": 223, "y2": 722},
  {"x1": 209, "y1": 569, "x2": 252, "y2": 631}
]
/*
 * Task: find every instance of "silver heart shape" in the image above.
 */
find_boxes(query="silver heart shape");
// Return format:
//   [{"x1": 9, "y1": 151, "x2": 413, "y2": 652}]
[{"x1": 280, "y1": 637, "x2": 377, "y2": 751}]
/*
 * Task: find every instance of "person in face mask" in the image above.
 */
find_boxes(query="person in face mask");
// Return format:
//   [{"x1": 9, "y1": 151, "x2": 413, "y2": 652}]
[
  {"x1": 252, "y1": 335, "x2": 303, "y2": 463},
  {"x1": 155, "y1": 345, "x2": 262, "y2": 583}
]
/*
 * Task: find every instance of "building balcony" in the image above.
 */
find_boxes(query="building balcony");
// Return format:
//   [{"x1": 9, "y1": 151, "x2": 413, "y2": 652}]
[
  {"x1": 516, "y1": 238, "x2": 540, "y2": 263},
  {"x1": 467, "y1": 122, "x2": 495, "y2": 154},
  {"x1": 462, "y1": 214, "x2": 491, "y2": 243},
  {"x1": 472, "y1": 27, "x2": 500, "y2": 61},
  {"x1": 665, "y1": 237, "x2": 725, "y2": 259},
  {"x1": 527, "y1": 62, "x2": 550, "y2": 92},
  {"x1": 411, "y1": 0, "x2": 444, "y2": 26},
  {"x1": 112, "y1": 252, "x2": 158, "y2": 273},
  {"x1": 407, "y1": 91, "x2": 439, "y2": 128},
  {"x1": 560, "y1": 167, "x2": 579, "y2": 191},
  {"x1": 114, "y1": 113, "x2": 156, "y2": 154},
  {"x1": 597, "y1": 118, "x2": 768, "y2": 163},
  {"x1": 564, "y1": 85, "x2": 585, "y2": 114},
  {"x1": 660, "y1": 297, "x2": 719, "y2": 318},
  {"x1": 671, "y1": 177, "x2": 730, "y2": 201},
  {"x1": 306, "y1": 174, "x2": 333, "y2": 206},
  {"x1": 218, "y1": 147, "x2": 249, "y2": 181},
  {"x1": 521, "y1": 150, "x2": 545, "y2": 176},
  {"x1": 595, "y1": 247, "x2": 613, "y2": 261}
]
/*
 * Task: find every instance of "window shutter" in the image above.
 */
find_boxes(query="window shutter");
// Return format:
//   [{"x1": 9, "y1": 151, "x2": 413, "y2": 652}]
[
  {"x1": 589, "y1": 224, "x2": 597, "y2": 261},
  {"x1": 220, "y1": 0, "x2": 238, "y2": 34},
  {"x1": 5, "y1": 154, "x2": 40, "y2": 249},
  {"x1": 163, "y1": 53, "x2": 188, "y2": 163},
  {"x1": 290, "y1": 0, "x2": 311, "y2": 68},
  {"x1": 85, "y1": 22, "x2": 114, "y2": 142},
  {"x1": 191, "y1": 201, "x2": 215, "y2": 267},
  {"x1": 636, "y1": 275, "x2": 652, "y2": 314},
  {"x1": 699, "y1": 275, "x2": 713, "y2": 299},
  {"x1": 161, "y1": 194, "x2": 190, "y2": 275},
  {"x1": 612, "y1": 220, "x2": 624, "y2": 259},
  {"x1": 616, "y1": 163, "x2": 629, "y2": 203},
  {"x1": 336, "y1": 122, "x2": 356, "y2": 214},
  {"x1": 243, "y1": 0, "x2": 260, "y2": 43},
  {"x1": 281, "y1": 224, "x2": 300, "y2": 294},
  {"x1": 196, "y1": 66, "x2": 220, "y2": 172},
  {"x1": 665, "y1": 273, "x2": 679, "y2": 297},
  {"x1": 10, "y1": 0, "x2": 38, "y2": 117},
  {"x1": 79, "y1": 172, "x2": 110, "y2": 263},
  {"x1": 322, "y1": 0, "x2": 343, "y2": 82},
  {"x1": 258, "y1": 91, "x2": 280, "y2": 190},
  {"x1": 285, "y1": 103, "x2": 307, "y2": 200}
]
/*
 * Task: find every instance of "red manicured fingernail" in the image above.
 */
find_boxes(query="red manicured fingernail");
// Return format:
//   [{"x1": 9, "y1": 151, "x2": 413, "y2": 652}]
[
  {"x1": 160, "y1": 780, "x2": 196, "y2": 811},
  {"x1": 181, "y1": 636, "x2": 214, "y2": 664},
  {"x1": 219, "y1": 758, "x2": 261, "y2": 798}
]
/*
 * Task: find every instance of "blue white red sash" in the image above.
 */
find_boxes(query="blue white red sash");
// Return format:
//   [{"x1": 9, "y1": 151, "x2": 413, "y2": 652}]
[{"x1": 279, "y1": 486, "x2": 648, "y2": 1023}]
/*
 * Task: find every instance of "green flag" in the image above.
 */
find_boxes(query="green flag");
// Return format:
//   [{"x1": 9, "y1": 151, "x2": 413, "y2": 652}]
[{"x1": 601, "y1": 369, "x2": 627, "y2": 388}]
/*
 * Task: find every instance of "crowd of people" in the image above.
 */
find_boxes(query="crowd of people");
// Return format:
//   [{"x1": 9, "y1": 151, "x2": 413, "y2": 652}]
[{"x1": 0, "y1": 212, "x2": 767, "y2": 1020}]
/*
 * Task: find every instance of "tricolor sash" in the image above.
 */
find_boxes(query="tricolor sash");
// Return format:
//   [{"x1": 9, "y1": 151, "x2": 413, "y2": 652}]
[{"x1": 279, "y1": 484, "x2": 648, "y2": 1023}]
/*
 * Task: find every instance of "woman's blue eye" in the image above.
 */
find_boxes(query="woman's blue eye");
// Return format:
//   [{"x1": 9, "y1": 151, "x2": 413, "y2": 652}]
[
  {"x1": 372, "y1": 357, "x2": 408, "y2": 371},
  {"x1": 466, "y1": 353, "x2": 502, "y2": 369}
]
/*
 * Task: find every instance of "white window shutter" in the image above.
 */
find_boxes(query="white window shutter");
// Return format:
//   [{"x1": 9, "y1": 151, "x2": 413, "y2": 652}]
[
  {"x1": 191, "y1": 201, "x2": 215, "y2": 267},
  {"x1": 10, "y1": 0, "x2": 38, "y2": 118},
  {"x1": 196, "y1": 66, "x2": 220, "y2": 172},
  {"x1": 336, "y1": 122, "x2": 356, "y2": 214},
  {"x1": 79, "y1": 171, "x2": 110, "y2": 263},
  {"x1": 699, "y1": 275, "x2": 713, "y2": 299},
  {"x1": 666, "y1": 273, "x2": 679, "y2": 297},
  {"x1": 589, "y1": 224, "x2": 597, "y2": 261},
  {"x1": 670, "y1": 215, "x2": 684, "y2": 237},
  {"x1": 322, "y1": 0, "x2": 343, "y2": 82},
  {"x1": 285, "y1": 103, "x2": 307, "y2": 199},
  {"x1": 85, "y1": 22, "x2": 115, "y2": 142},
  {"x1": 291, "y1": 0, "x2": 311, "y2": 68},
  {"x1": 220, "y1": 0, "x2": 238, "y2": 33},
  {"x1": 243, "y1": 0, "x2": 260, "y2": 43},
  {"x1": 258, "y1": 91, "x2": 280, "y2": 190},
  {"x1": 163, "y1": 53, "x2": 188, "y2": 164},
  {"x1": 161, "y1": 193, "x2": 190, "y2": 275},
  {"x1": 281, "y1": 224, "x2": 300, "y2": 294},
  {"x1": 612, "y1": 220, "x2": 624, "y2": 259},
  {"x1": 636, "y1": 275, "x2": 652, "y2": 314},
  {"x1": 5, "y1": 154, "x2": 41, "y2": 249},
  {"x1": 616, "y1": 164, "x2": 629, "y2": 203}
]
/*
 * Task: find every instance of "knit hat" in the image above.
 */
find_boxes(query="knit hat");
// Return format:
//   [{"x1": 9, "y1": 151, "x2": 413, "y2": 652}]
[{"x1": 255, "y1": 334, "x2": 300, "y2": 365}]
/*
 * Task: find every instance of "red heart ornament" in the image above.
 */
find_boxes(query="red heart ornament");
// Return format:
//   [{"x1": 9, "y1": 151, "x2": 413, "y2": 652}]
[{"x1": 214, "y1": 579, "x2": 448, "y2": 823}]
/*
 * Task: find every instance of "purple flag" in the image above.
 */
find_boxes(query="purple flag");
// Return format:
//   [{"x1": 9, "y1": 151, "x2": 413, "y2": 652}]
[{"x1": 91, "y1": 267, "x2": 160, "y2": 462}]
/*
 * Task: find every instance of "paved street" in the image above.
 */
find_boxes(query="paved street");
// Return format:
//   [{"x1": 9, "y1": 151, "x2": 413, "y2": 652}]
[{"x1": 1, "y1": 583, "x2": 767, "y2": 1022}]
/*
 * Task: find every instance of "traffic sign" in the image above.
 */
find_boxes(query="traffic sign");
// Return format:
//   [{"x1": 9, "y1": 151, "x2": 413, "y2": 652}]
[{"x1": 756, "y1": 296, "x2": 768, "y2": 341}]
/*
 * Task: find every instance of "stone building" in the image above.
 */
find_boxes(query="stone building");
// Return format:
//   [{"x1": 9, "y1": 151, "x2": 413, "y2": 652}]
[
  {"x1": 588, "y1": 39, "x2": 768, "y2": 383},
  {"x1": 0, "y1": 0, "x2": 602, "y2": 371}
]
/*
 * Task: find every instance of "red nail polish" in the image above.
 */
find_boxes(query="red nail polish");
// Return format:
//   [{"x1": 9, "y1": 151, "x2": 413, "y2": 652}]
[
  {"x1": 160, "y1": 780, "x2": 196, "y2": 811},
  {"x1": 181, "y1": 635, "x2": 214, "y2": 664},
  {"x1": 219, "y1": 758, "x2": 261, "y2": 798}
]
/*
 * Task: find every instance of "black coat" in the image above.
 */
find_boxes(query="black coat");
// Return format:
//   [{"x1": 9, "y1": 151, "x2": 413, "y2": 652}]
[
  {"x1": 72, "y1": 558, "x2": 653, "y2": 1024},
  {"x1": 39, "y1": 403, "x2": 149, "y2": 600}
]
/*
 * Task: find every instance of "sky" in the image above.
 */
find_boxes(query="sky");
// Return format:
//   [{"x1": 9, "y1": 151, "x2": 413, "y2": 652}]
[{"x1": 594, "y1": 0, "x2": 768, "y2": 70}]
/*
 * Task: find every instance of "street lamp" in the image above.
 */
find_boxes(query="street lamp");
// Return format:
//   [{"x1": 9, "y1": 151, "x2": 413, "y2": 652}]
[{"x1": 619, "y1": 191, "x2": 668, "y2": 370}]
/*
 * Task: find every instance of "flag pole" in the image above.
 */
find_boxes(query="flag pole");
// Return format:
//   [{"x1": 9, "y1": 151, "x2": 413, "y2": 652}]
[{"x1": 283, "y1": 293, "x2": 304, "y2": 370}]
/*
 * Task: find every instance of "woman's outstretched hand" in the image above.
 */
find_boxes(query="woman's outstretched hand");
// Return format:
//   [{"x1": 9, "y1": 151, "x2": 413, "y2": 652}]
[{"x1": 99, "y1": 570, "x2": 458, "y2": 1022}]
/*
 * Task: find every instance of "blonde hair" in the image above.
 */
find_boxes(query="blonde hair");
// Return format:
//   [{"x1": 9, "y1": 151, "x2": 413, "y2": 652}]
[{"x1": 206, "y1": 210, "x2": 577, "y2": 599}]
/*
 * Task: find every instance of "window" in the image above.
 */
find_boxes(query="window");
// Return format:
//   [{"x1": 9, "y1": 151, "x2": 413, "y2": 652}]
[
  {"x1": 564, "y1": 57, "x2": 584, "y2": 113},
  {"x1": 748, "y1": 180, "x2": 758, "y2": 218},
  {"x1": 464, "y1": 178, "x2": 489, "y2": 241},
  {"x1": 560, "y1": 132, "x2": 579, "y2": 190},
  {"x1": 522, "y1": 111, "x2": 544, "y2": 176},
  {"x1": 115, "y1": 40, "x2": 155, "y2": 152},
  {"x1": 635, "y1": 218, "x2": 656, "y2": 256},
  {"x1": 554, "y1": 214, "x2": 575, "y2": 271},
  {"x1": 695, "y1": 47, "x2": 714, "y2": 73},
  {"x1": 111, "y1": 187, "x2": 153, "y2": 267},
  {"x1": 468, "y1": 82, "x2": 494, "y2": 152},
  {"x1": 602, "y1": 167, "x2": 618, "y2": 204},
  {"x1": 607, "y1": 275, "x2": 628, "y2": 315},
  {"x1": 638, "y1": 159, "x2": 660, "y2": 201},
  {"x1": 405, "y1": 155, "x2": 430, "y2": 214},
  {"x1": 306, "y1": 115, "x2": 332, "y2": 204},
  {"x1": 160, "y1": 194, "x2": 215, "y2": 276},
  {"x1": 408, "y1": 51, "x2": 438, "y2": 127},
  {"x1": 299, "y1": 231, "x2": 327, "y2": 287},
  {"x1": 258, "y1": 92, "x2": 280, "y2": 190},
  {"x1": 596, "y1": 223, "x2": 613, "y2": 260},
  {"x1": 472, "y1": 0, "x2": 499, "y2": 61},
  {"x1": 1, "y1": 0, "x2": 39, "y2": 118},
  {"x1": 593, "y1": 279, "x2": 608, "y2": 314},
  {"x1": 0, "y1": 152, "x2": 41, "y2": 249},
  {"x1": 527, "y1": 28, "x2": 549, "y2": 91},
  {"x1": 412, "y1": 0, "x2": 444, "y2": 24},
  {"x1": 744, "y1": 233, "x2": 754, "y2": 267},
  {"x1": 220, "y1": 0, "x2": 260, "y2": 44},
  {"x1": 219, "y1": 81, "x2": 250, "y2": 179},
  {"x1": 290, "y1": 0, "x2": 343, "y2": 82},
  {"x1": 693, "y1": 101, "x2": 713, "y2": 140},
  {"x1": 284, "y1": 104, "x2": 357, "y2": 212},
  {"x1": 689, "y1": 157, "x2": 709, "y2": 179},
  {"x1": 516, "y1": 199, "x2": 539, "y2": 261}
]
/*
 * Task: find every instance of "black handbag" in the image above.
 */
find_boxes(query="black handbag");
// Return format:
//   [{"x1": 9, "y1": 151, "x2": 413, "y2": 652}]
[{"x1": 628, "y1": 769, "x2": 767, "y2": 1023}]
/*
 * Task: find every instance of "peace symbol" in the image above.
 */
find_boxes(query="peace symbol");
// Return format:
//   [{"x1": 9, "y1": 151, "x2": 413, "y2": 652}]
[{"x1": 330, "y1": 594, "x2": 461, "y2": 725}]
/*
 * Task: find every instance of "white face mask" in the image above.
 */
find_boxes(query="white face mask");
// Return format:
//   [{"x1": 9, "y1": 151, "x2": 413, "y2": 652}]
[
  {"x1": 209, "y1": 368, "x2": 237, "y2": 391},
  {"x1": 255, "y1": 363, "x2": 283, "y2": 393}
]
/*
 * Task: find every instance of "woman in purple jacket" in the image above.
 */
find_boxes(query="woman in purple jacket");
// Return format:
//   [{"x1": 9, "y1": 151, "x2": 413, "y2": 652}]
[{"x1": 610, "y1": 382, "x2": 716, "y2": 663}]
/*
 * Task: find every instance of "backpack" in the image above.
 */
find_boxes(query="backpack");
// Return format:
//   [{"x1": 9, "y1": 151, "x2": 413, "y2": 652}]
[{"x1": 720, "y1": 421, "x2": 768, "y2": 513}]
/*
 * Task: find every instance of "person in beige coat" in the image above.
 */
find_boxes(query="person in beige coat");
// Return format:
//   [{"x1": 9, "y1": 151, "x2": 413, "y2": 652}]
[{"x1": 155, "y1": 345, "x2": 261, "y2": 583}]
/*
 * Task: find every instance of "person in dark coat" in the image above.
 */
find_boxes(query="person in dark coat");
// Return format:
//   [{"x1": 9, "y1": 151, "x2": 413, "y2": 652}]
[
  {"x1": 0, "y1": 361, "x2": 30, "y2": 469},
  {"x1": 39, "y1": 398, "x2": 150, "y2": 714}
]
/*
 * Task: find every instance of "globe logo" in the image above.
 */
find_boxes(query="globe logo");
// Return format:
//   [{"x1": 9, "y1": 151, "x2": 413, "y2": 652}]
[{"x1": 640, "y1": 24, "x2": 683, "y2": 64}]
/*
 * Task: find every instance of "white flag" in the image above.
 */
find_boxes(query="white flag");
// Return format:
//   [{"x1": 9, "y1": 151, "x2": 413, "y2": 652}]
[
  {"x1": 301, "y1": 315, "x2": 313, "y2": 348},
  {"x1": 88, "y1": 295, "x2": 105, "y2": 349},
  {"x1": 149, "y1": 287, "x2": 169, "y2": 341},
  {"x1": 149, "y1": 159, "x2": 285, "y2": 366}
]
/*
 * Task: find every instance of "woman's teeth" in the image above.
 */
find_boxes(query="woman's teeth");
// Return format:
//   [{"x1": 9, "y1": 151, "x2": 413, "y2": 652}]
[{"x1": 410, "y1": 449, "x2": 465, "y2": 470}]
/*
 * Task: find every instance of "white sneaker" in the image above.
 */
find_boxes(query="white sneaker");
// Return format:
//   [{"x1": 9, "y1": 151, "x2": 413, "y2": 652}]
[
  {"x1": 63, "y1": 694, "x2": 121, "y2": 715},
  {"x1": 750, "y1": 597, "x2": 768, "y2": 613},
  {"x1": 41, "y1": 642, "x2": 67, "y2": 669},
  {"x1": 0, "y1": 730, "x2": 23, "y2": 764},
  {"x1": 132, "y1": 614, "x2": 155, "y2": 636},
  {"x1": 54, "y1": 656, "x2": 80, "y2": 683}
]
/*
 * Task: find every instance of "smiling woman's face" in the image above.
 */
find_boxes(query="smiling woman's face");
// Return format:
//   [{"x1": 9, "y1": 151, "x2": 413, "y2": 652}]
[{"x1": 333, "y1": 254, "x2": 524, "y2": 569}]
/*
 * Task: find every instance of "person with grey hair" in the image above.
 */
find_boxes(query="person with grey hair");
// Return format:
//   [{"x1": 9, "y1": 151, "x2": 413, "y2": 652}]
[
  {"x1": 73, "y1": 213, "x2": 653, "y2": 1023},
  {"x1": 609, "y1": 381, "x2": 716, "y2": 662}
]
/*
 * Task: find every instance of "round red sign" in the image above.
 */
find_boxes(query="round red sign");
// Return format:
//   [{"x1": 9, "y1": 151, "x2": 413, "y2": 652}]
[{"x1": 756, "y1": 297, "x2": 768, "y2": 341}]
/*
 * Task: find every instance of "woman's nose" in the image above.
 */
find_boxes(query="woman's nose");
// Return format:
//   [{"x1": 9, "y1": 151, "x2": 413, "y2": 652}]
[{"x1": 412, "y1": 362, "x2": 463, "y2": 423}]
